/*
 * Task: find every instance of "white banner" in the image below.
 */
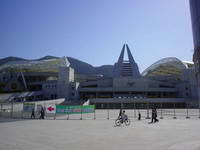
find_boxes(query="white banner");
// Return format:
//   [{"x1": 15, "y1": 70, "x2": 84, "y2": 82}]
[{"x1": 46, "y1": 105, "x2": 56, "y2": 114}]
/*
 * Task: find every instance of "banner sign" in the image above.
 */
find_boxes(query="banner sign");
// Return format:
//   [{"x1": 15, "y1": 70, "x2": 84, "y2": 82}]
[
  {"x1": 81, "y1": 105, "x2": 95, "y2": 114},
  {"x1": 68, "y1": 106, "x2": 82, "y2": 114},
  {"x1": 46, "y1": 105, "x2": 56, "y2": 114},
  {"x1": 56, "y1": 105, "x2": 95, "y2": 114},
  {"x1": 56, "y1": 105, "x2": 67, "y2": 114},
  {"x1": 23, "y1": 103, "x2": 35, "y2": 112}
]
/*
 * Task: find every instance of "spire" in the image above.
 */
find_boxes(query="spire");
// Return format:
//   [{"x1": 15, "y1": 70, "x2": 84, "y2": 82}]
[
  {"x1": 118, "y1": 44, "x2": 125, "y2": 63},
  {"x1": 126, "y1": 44, "x2": 135, "y2": 63},
  {"x1": 114, "y1": 44, "x2": 141, "y2": 78}
]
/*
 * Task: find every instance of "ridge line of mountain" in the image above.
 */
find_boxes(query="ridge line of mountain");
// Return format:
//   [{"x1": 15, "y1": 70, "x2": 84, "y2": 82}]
[{"x1": 0, "y1": 56, "x2": 114, "y2": 77}]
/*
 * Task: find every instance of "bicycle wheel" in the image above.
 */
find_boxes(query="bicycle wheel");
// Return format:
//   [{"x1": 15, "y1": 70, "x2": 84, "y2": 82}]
[
  {"x1": 125, "y1": 119, "x2": 131, "y2": 126},
  {"x1": 115, "y1": 119, "x2": 121, "y2": 126}
]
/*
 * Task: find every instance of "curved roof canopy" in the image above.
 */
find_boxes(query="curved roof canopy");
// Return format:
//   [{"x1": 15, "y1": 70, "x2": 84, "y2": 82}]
[
  {"x1": 0, "y1": 58, "x2": 67, "y2": 73},
  {"x1": 142, "y1": 57, "x2": 192, "y2": 79}
]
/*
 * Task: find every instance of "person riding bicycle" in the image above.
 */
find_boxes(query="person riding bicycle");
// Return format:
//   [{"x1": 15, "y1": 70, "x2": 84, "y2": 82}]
[
  {"x1": 115, "y1": 110, "x2": 130, "y2": 126},
  {"x1": 121, "y1": 110, "x2": 128, "y2": 123}
]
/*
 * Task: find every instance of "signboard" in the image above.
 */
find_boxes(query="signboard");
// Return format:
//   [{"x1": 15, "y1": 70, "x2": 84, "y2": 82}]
[
  {"x1": 46, "y1": 105, "x2": 56, "y2": 114},
  {"x1": 82, "y1": 105, "x2": 95, "y2": 114},
  {"x1": 56, "y1": 105, "x2": 95, "y2": 114},
  {"x1": 67, "y1": 106, "x2": 82, "y2": 114},
  {"x1": 23, "y1": 103, "x2": 35, "y2": 112},
  {"x1": 56, "y1": 105, "x2": 67, "y2": 114}
]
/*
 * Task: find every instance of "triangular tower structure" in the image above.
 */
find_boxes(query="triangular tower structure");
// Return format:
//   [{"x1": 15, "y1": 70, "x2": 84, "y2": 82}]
[{"x1": 113, "y1": 44, "x2": 141, "y2": 78}]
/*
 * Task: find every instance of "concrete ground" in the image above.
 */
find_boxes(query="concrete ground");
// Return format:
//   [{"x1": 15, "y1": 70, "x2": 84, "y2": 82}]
[{"x1": 0, "y1": 117, "x2": 200, "y2": 150}]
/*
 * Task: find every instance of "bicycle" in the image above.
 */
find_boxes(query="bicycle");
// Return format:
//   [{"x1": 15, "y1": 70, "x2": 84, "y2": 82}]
[{"x1": 115, "y1": 115, "x2": 131, "y2": 126}]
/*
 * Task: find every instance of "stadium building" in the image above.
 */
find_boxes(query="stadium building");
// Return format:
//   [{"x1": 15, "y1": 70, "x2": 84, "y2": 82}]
[{"x1": 0, "y1": 44, "x2": 198, "y2": 108}]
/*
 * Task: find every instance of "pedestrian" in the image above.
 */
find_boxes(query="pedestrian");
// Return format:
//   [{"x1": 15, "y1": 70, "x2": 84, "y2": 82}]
[
  {"x1": 151, "y1": 108, "x2": 155, "y2": 123},
  {"x1": 41, "y1": 107, "x2": 45, "y2": 119},
  {"x1": 138, "y1": 111, "x2": 141, "y2": 120},
  {"x1": 40, "y1": 106, "x2": 44, "y2": 119},
  {"x1": 154, "y1": 108, "x2": 159, "y2": 122},
  {"x1": 31, "y1": 108, "x2": 35, "y2": 119}
]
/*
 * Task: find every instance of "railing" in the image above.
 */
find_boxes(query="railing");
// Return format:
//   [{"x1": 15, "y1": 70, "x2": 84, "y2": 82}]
[{"x1": 0, "y1": 102, "x2": 200, "y2": 120}]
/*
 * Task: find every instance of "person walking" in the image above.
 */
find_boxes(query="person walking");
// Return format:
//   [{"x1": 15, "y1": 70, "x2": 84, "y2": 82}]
[
  {"x1": 40, "y1": 106, "x2": 45, "y2": 119},
  {"x1": 41, "y1": 107, "x2": 45, "y2": 119},
  {"x1": 138, "y1": 111, "x2": 141, "y2": 120},
  {"x1": 31, "y1": 108, "x2": 35, "y2": 119},
  {"x1": 154, "y1": 108, "x2": 159, "y2": 122},
  {"x1": 151, "y1": 108, "x2": 155, "y2": 123}
]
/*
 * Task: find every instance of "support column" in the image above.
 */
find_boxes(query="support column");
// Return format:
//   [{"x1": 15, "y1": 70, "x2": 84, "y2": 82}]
[
  {"x1": 54, "y1": 101, "x2": 56, "y2": 120},
  {"x1": 10, "y1": 101, "x2": 13, "y2": 118},
  {"x1": 21, "y1": 101, "x2": 24, "y2": 119},
  {"x1": 94, "y1": 103, "x2": 96, "y2": 120},
  {"x1": 146, "y1": 102, "x2": 150, "y2": 119},
  {"x1": 160, "y1": 103, "x2": 163, "y2": 119},
  {"x1": 173, "y1": 103, "x2": 177, "y2": 119},
  {"x1": 134, "y1": 102, "x2": 136, "y2": 118},
  {"x1": 198, "y1": 75, "x2": 200, "y2": 119},
  {"x1": 80, "y1": 106, "x2": 82, "y2": 120},
  {"x1": 0, "y1": 103, "x2": 2, "y2": 117},
  {"x1": 121, "y1": 103, "x2": 123, "y2": 109},
  {"x1": 107, "y1": 103, "x2": 109, "y2": 120},
  {"x1": 199, "y1": 107, "x2": 200, "y2": 119},
  {"x1": 186, "y1": 102, "x2": 190, "y2": 119}
]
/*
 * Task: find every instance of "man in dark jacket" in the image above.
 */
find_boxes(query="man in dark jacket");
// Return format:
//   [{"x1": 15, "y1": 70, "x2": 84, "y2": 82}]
[{"x1": 151, "y1": 108, "x2": 155, "y2": 123}]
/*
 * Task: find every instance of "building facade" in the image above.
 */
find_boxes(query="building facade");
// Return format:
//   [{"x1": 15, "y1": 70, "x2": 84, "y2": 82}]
[
  {"x1": 79, "y1": 45, "x2": 197, "y2": 108},
  {"x1": 0, "y1": 44, "x2": 198, "y2": 108},
  {"x1": 189, "y1": 0, "x2": 200, "y2": 106}
]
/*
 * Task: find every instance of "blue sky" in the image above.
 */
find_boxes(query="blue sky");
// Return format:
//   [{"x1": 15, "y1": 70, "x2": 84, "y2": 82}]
[{"x1": 0, "y1": 0, "x2": 194, "y2": 72}]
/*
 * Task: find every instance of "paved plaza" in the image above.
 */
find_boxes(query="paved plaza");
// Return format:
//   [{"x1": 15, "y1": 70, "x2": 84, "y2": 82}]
[{"x1": 0, "y1": 115, "x2": 200, "y2": 150}]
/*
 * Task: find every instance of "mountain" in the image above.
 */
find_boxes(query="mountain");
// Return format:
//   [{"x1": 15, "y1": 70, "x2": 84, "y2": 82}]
[
  {"x1": 95, "y1": 65, "x2": 114, "y2": 77},
  {"x1": 67, "y1": 57, "x2": 98, "y2": 75},
  {"x1": 0, "y1": 56, "x2": 114, "y2": 77},
  {"x1": 36, "y1": 56, "x2": 59, "y2": 61},
  {"x1": 0, "y1": 57, "x2": 27, "y2": 66}
]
